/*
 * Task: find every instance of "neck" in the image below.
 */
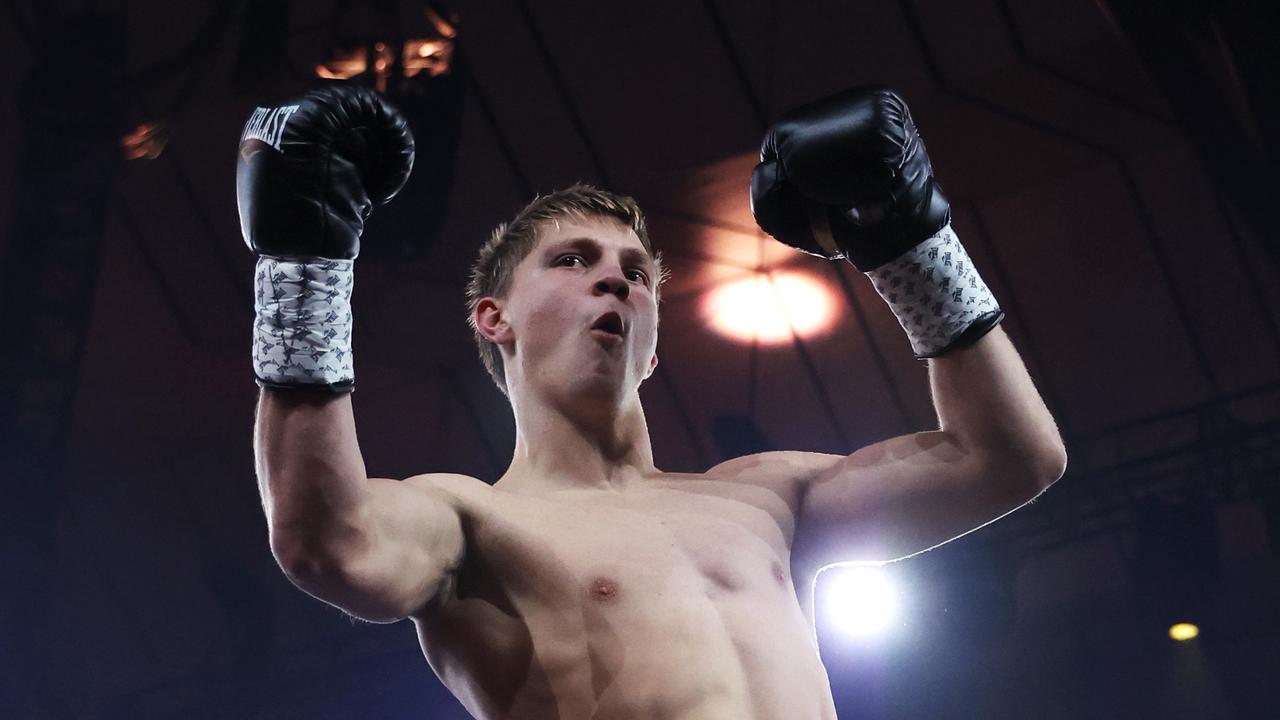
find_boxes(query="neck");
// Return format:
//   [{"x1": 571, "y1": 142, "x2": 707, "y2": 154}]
[{"x1": 499, "y1": 386, "x2": 657, "y2": 494}]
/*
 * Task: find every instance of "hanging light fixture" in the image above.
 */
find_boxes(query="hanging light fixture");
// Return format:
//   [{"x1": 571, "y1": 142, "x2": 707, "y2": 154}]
[{"x1": 315, "y1": 1, "x2": 458, "y2": 95}]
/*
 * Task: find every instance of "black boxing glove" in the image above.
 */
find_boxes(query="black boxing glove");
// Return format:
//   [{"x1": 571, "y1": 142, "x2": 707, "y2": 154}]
[
  {"x1": 239, "y1": 80, "x2": 415, "y2": 392},
  {"x1": 750, "y1": 85, "x2": 1002, "y2": 358}
]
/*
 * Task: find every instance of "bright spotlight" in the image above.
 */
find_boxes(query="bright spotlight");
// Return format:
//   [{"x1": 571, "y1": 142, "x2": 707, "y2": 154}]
[
  {"x1": 702, "y1": 270, "x2": 837, "y2": 344},
  {"x1": 1169, "y1": 622, "x2": 1200, "y2": 641},
  {"x1": 822, "y1": 565, "x2": 899, "y2": 638}
]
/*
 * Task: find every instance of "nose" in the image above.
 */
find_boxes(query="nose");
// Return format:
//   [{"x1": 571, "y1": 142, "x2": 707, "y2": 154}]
[{"x1": 594, "y1": 271, "x2": 630, "y2": 301}]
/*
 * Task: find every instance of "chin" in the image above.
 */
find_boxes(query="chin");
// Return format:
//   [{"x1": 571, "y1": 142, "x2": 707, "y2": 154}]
[
  {"x1": 561, "y1": 370, "x2": 630, "y2": 402},
  {"x1": 567, "y1": 374, "x2": 623, "y2": 398}
]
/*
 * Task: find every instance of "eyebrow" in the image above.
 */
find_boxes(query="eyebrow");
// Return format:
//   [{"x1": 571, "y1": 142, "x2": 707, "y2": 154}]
[{"x1": 547, "y1": 237, "x2": 656, "y2": 274}]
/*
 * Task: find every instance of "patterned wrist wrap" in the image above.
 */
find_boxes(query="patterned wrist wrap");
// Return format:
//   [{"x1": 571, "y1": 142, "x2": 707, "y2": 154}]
[
  {"x1": 252, "y1": 256, "x2": 355, "y2": 391},
  {"x1": 864, "y1": 224, "x2": 1002, "y2": 359}
]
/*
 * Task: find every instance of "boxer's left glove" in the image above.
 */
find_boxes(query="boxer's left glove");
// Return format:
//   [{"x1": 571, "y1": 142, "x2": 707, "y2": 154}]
[
  {"x1": 750, "y1": 85, "x2": 1003, "y2": 358},
  {"x1": 239, "y1": 80, "x2": 415, "y2": 392}
]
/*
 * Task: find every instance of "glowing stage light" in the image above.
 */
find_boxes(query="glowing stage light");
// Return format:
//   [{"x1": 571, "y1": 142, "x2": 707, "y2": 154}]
[
  {"x1": 702, "y1": 271, "x2": 837, "y2": 344},
  {"x1": 1169, "y1": 622, "x2": 1200, "y2": 641},
  {"x1": 315, "y1": 5, "x2": 458, "y2": 91},
  {"x1": 822, "y1": 565, "x2": 899, "y2": 638}
]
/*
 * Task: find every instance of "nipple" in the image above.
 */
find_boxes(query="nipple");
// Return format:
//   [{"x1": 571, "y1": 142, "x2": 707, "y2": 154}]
[
  {"x1": 589, "y1": 576, "x2": 620, "y2": 602},
  {"x1": 771, "y1": 561, "x2": 787, "y2": 586}
]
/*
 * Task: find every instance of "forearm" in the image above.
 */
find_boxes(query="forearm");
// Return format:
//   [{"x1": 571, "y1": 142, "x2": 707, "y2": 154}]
[
  {"x1": 928, "y1": 325, "x2": 1066, "y2": 479},
  {"x1": 254, "y1": 389, "x2": 370, "y2": 555}
]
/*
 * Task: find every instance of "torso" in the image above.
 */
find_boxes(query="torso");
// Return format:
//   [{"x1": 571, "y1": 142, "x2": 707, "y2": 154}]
[{"x1": 412, "y1": 463, "x2": 837, "y2": 720}]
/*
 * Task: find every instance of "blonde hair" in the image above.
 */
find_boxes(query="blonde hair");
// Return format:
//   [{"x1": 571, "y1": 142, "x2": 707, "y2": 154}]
[{"x1": 465, "y1": 183, "x2": 669, "y2": 397}]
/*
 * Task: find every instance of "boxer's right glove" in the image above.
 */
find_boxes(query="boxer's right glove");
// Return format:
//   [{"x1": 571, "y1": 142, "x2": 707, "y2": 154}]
[{"x1": 238, "y1": 81, "x2": 415, "y2": 392}]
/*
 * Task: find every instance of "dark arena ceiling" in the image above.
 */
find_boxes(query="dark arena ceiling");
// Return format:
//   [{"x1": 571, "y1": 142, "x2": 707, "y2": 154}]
[{"x1": 1, "y1": 0, "x2": 1278, "y2": 718}]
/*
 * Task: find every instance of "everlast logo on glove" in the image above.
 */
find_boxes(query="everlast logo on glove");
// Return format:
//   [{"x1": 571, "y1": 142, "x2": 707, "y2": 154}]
[
  {"x1": 241, "y1": 105, "x2": 300, "y2": 151},
  {"x1": 238, "y1": 81, "x2": 414, "y2": 392}
]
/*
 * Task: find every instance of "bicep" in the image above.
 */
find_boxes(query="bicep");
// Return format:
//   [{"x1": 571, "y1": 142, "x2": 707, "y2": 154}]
[
  {"x1": 279, "y1": 474, "x2": 467, "y2": 624},
  {"x1": 790, "y1": 431, "x2": 1045, "y2": 575}
]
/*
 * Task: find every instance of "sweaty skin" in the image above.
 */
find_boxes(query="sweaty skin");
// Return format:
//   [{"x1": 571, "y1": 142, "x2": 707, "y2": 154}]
[{"x1": 410, "y1": 464, "x2": 839, "y2": 720}]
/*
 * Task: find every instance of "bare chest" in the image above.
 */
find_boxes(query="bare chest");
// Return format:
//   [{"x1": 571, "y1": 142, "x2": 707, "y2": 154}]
[
  {"x1": 417, "y1": 479, "x2": 825, "y2": 719},
  {"x1": 482, "y1": 482, "x2": 795, "y2": 601}
]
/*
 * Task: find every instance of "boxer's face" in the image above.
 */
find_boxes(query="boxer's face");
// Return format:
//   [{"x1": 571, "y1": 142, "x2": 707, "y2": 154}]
[{"x1": 481, "y1": 215, "x2": 660, "y2": 404}]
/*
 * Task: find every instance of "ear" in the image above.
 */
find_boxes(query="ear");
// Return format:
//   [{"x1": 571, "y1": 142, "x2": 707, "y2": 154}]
[
  {"x1": 643, "y1": 352, "x2": 659, "y2": 380},
  {"x1": 474, "y1": 297, "x2": 514, "y2": 345}
]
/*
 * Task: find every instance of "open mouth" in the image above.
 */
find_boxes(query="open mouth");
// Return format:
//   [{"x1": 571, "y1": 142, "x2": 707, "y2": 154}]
[{"x1": 591, "y1": 311, "x2": 625, "y2": 338}]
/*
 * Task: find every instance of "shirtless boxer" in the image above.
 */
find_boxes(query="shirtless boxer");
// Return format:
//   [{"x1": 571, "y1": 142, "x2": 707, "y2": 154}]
[{"x1": 247, "y1": 81, "x2": 1066, "y2": 719}]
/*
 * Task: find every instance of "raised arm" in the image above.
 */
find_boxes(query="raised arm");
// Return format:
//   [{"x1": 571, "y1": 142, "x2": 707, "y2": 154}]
[
  {"x1": 750, "y1": 86, "x2": 1066, "y2": 578},
  {"x1": 240, "y1": 82, "x2": 463, "y2": 623}
]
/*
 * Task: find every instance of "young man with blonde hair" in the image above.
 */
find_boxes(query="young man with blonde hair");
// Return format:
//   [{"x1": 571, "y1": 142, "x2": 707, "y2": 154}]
[{"x1": 246, "y1": 81, "x2": 1066, "y2": 719}]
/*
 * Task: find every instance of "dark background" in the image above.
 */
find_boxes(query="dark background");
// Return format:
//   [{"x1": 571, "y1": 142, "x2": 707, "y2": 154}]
[{"x1": 2, "y1": 0, "x2": 1278, "y2": 718}]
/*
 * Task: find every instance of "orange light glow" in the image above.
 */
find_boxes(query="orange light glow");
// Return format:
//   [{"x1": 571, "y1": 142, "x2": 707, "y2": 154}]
[
  {"x1": 315, "y1": 47, "x2": 368, "y2": 80},
  {"x1": 702, "y1": 271, "x2": 837, "y2": 344},
  {"x1": 404, "y1": 39, "x2": 454, "y2": 77},
  {"x1": 121, "y1": 121, "x2": 172, "y2": 160}
]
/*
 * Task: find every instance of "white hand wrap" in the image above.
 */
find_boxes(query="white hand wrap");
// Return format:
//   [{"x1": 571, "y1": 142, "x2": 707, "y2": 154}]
[
  {"x1": 252, "y1": 256, "x2": 355, "y2": 390},
  {"x1": 864, "y1": 223, "x2": 1001, "y2": 358}
]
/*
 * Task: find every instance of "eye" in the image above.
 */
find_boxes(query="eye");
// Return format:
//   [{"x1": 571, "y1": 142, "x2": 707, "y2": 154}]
[
  {"x1": 625, "y1": 268, "x2": 650, "y2": 285},
  {"x1": 555, "y1": 254, "x2": 585, "y2": 267}
]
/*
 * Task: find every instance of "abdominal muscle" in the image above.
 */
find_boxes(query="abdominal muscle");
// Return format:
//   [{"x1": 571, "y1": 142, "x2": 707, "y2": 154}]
[{"x1": 536, "y1": 592, "x2": 754, "y2": 719}]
